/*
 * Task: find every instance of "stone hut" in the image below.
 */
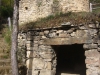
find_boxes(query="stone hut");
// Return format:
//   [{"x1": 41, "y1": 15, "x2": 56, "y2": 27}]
[
  {"x1": 19, "y1": 0, "x2": 89, "y2": 25},
  {"x1": 18, "y1": 22, "x2": 100, "y2": 75}
]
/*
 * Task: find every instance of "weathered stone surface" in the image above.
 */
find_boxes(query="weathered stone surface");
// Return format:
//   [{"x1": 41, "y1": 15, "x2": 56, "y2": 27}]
[
  {"x1": 61, "y1": 73, "x2": 80, "y2": 75},
  {"x1": 56, "y1": 30, "x2": 63, "y2": 34},
  {"x1": 85, "y1": 57, "x2": 99, "y2": 67},
  {"x1": 27, "y1": 47, "x2": 33, "y2": 50},
  {"x1": 18, "y1": 22, "x2": 100, "y2": 75},
  {"x1": 47, "y1": 62, "x2": 52, "y2": 70},
  {"x1": 27, "y1": 70, "x2": 32, "y2": 75},
  {"x1": 88, "y1": 29, "x2": 97, "y2": 35},
  {"x1": 61, "y1": 22, "x2": 71, "y2": 26},
  {"x1": 33, "y1": 36, "x2": 41, "y2": 41},
  {"x1": 33, "y1": 47, "x2": 38, "y2": 51},
  {"x1": 97, "y1": 40, "x2": 100, "y2": 45},
  {"x1": 88, "y1": 24, "x2": 96, "y2": 28},
  {"x1": 27, "y1": 51, "x2": 33, "y2": 58},
  {"x1": 44, "y1": 59, "x2": 52, "y2": 62},
  {"x1": 32, "y1": 58, "x2": 45, "y2": 70},
  {"x1": 70, "y1": 32, "x2": 76, "y2": 37},
  {"x1": 32, "y1": 71, "x2": 39, "y2": 75},
  {"x1": 33, "y1": 51, "x2": 40, "y2": 58},
  {"x1": 40, "y1": 70, "x2": 55, "y2": 75},
  {"x1": 39, "y1": 32, "x2": 44, "y2": 36},
  {"x1": 58, "y1": 33, "x2": 69, "y2": 38},
  {"x1": 83, "y1": 44, "x2": 98, "y2": 49},
  {"x1": 39, "y1": 52, "x2": 53, "y2": 59},
  {"x1": 79, "y1": 25, "x2": 87, "y2": 29},
  {"x1": 48, "y1": 32, "x2": 56, "y2": 38},
  {"x1": 97, "y1": 48, "x2": 100, "y2": 51},
  {"x1": 26, "y1": 59, "x2": 33, "y2": 69},
  {"x1": 86, "y1": 68, "x2": 100, "y2": 75},
  {"x1": 43, "y1": 37, "x2": 92, "y2": 45},
  {"x1": 19, "y1": 0, "x2": 89, "y2": 25},
  {"x1": 42, "y1": 36, "x2": 47, "y2": 39},
  {"x1": 85, "y1": 49, "x2": 100, "y2": 57},
  {"x1": 44, "y1": 30, "x2": 49, "y2": 35},
  {"x1": 26, "y1": 43, "x2": 32, "y2": 48}
]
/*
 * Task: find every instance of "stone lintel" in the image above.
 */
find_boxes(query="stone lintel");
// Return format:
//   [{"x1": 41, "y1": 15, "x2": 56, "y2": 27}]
[{"x1": 43, "y1": 37, "x2": 92, "y2": 45}]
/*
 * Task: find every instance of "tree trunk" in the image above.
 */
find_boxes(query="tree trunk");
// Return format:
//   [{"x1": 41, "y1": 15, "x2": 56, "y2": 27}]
[{"x1": 11, "y1": 0, "x2": 19, "y2": 75}]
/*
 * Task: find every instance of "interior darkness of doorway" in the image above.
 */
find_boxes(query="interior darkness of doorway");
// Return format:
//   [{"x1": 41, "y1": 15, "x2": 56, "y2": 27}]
[{"x1": 53, "y1": 44, "x2": 86, "y2": 75}]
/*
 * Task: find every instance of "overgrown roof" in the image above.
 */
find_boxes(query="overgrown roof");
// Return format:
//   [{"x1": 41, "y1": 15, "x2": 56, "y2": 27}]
[{"x1": 19, "y1": 12, "x2": 100, "y2": 31}]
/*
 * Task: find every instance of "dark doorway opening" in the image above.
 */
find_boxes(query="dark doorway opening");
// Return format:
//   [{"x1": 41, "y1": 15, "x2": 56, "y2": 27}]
[{"x1": 54, "y1": 44, "x2": 86, "y2": 75}]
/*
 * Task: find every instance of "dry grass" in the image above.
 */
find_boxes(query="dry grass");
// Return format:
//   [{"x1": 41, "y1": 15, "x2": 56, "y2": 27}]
[{"x1": 19, "y1": 12, "x2": 100, "y2": 31}]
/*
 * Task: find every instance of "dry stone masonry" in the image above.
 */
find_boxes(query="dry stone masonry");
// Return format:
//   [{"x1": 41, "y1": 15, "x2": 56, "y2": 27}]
[
  {"x1": 18, "y1": 21, "x2": 100, "y2": 75},
  {"x1": 19, "y1": 0, "x2": 89, "y2": 25}
]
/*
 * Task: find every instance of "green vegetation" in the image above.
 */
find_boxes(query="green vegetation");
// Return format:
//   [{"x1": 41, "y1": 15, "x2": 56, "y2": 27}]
[
  {"x1": 0, "y1": 0, "x2": 13, "y2": 24},
  {"x1": 1, "y1": 25, "x2": 11, "y2": 46}
]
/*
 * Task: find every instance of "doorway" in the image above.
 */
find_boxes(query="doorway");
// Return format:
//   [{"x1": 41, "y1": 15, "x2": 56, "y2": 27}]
[{"x1": 54, "y1": 44, "x2": 86, "y2": 75}]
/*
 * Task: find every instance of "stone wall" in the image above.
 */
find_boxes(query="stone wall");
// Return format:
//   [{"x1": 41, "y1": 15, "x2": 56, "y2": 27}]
[
  {"x1": 19, "y1": 0, "x2": 89, "y2": 25},
  {"x1": 18, "y1": 22, "x2": 100, "y2": 75}
]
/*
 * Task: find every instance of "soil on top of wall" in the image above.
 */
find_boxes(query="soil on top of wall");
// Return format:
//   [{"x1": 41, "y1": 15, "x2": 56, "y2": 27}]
[{"x1": 19, "y1": 12, "x2": 100, "y2": 31}]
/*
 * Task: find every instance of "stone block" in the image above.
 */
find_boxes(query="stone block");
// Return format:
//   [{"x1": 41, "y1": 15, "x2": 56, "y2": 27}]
[
  {"x1": 39, "y1": 32, "x2": 44, "y2": 36},
  {"x1": 61, "y1": 73, "x2": 80, "y2": 75},
  {"x1": 44, "y1": 30, "x2": 49, "y2": 35},
  {"x1": 32, "y1": 71, "x2": 39, "y2": 75},
  {"x1": 79, "y1": 25, "x2": 87, "y2": 29},
  {"x1": 85, "y1": 49, "x2": 100, "y2": 57},
  {"x1": 26, "y1": 59, "x2": 33, "y2": 69},
  {"x1": 97, "y1": 48, "x2": 100, "y2": 52},
  {"x1": 47, "y1": 62, "x2": 52, "y2": 70},
  {"x1": 33, "y1": 44, "x2": 38, "y2": 47},
  {"x1": 97, "y1": 40, "x2": 100, "y2": 45},
  {"x1": 32, "y1": 58, "x2": 45, "y2": 70},
  {"x1": 88, "y1": 24, "x2": 96, "y2": 28},
  {"x1": 39, "y1": 52, "x2": 53, "y2": 59},
  {"x1": 70, "y1": 32, "x2": 76, "y2": 37},
  {"x1": 26, "y1": 43, "x2": 32, "y2": 47},
  {"x1": 27, "y1": 35, "x2": 33, "y2": 41},
  {"x1": 33, "y1": 47, "x2": 38, "y2": 51},
  {"x1": 88, "y1": 29, "x2": 97, "y2": 35},
  {"x1": 33, "y1": 51, "x2": 40, "y2": 58},
  {"x1": 40, "y1": 70, "x2": 55, "y2": 75},
  {"x1": 48, "y1": 32, "x2": 56, "y2": 38},
  {"x1": 27, "y1": 70, "x2": 32, "y2": 75},
  {"x1": 27, "y1": 47, "x2": 33, "y2": 50},
  {"x1": 56, "y1": 30, "x2": 63, "y2": 34},
  {"x1": 43, "y1": 37, "x2": 93, "y2": 45},
  {"x1": 83, "y1": 44, "x2": 98, "y2": 49},
  {"x1": 42, "y1": 36, "x2": 47, "y2": 39},
  {"x1": 76, "y1": 30, "x2": 87, "y2": 37},
  {"x1": 27, "y1": 51, "x2": 33, "y2": 58},
  {"x1": 44, "y1": 59, "x2": 52, "y2": 61},
  {"x1": 85, "y1": 57, "x2": 99, "y2": 67},
  {"x1": 58, "y1": 33, "x2": 69, "y2": 38},
  {"x1": 33, "y1": 36, "x2": 41, "y2": 41},
  {"x1": 86, "y1": 68, "x2": 99, "y2": 75}
]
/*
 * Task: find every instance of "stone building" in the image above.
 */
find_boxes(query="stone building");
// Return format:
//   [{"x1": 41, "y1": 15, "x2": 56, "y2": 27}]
[
  {"x1": 19, "y1": 0, "x2": 89, "y2": 25},
  {"x1": 18, "y1": 22, "x2": 100, "y2": 75}
]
